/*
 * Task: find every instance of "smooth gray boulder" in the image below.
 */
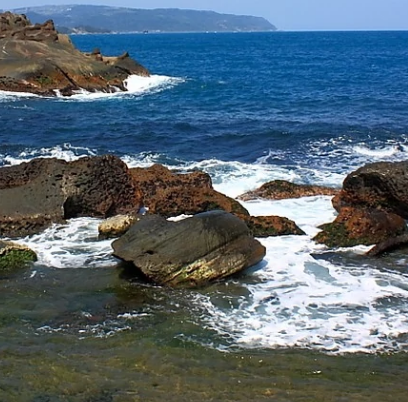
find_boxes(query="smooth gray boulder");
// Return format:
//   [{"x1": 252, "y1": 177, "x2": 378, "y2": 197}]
[{"x1": 112, "y1": 210, "x2": 266, "y2": 288}]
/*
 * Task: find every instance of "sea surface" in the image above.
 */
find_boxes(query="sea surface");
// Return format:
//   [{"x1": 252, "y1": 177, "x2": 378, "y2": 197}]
[{"x1": 1, "y1": 31, "x2": 408, "y2": 400}]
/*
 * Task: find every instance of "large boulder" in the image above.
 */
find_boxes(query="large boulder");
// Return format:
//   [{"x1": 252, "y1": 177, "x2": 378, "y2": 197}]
[
  {"x1": 0, "y1": 155, "x2": 142, "y2": 237},
  {"x1": 238, "y1": 180, "x2": 339, "y2": 201},
  {"x1": 112, "y1": 210, "x2": 266, "y2": 288},
  {"x1": 0, "y1": 241, "x2": 37, "y2": 273},
  {"x1": 0, "y1": 12, "x2": 149, "y2": 96},
  {"x1": 313, "y1": 206, "x2": 408, "y2": 248},
  {"x1": 333, "y1": 161, "x2": 408, "y2": 218},
  {"x1": 130, "y1": 164, "x2": 249, "y2": 218}
]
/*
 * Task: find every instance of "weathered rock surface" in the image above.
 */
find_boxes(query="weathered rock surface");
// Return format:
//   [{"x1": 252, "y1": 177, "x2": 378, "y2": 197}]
[
  {"x1": 0, "y1": 240, "x2": 37, "y2": 272},
  {"x1": 333, "y1": 161, "x2": 408, "y2": 218},
  {"x1": 246, "y1": 215, "x2": 305, "y2": 237},
  {"x1": 0, "y1": 12, "x2": 149, "y2": 96},
  {"x1": 98, "y1": 214, "x2": 139, "y2": 239},
  {"x1": 112, "y1": 210, "x2": 266, "y2": 288},
  {"x1": 313, "y1": 206, "x2": 408, "y2": 248},
  {"x1": 366, "y1": 233, "x2": 408, "y2": 257},
  {"x1": 0, "y1": 155, "x2": 142, "y2": 237},
  {"x1": 130, "y1": 164, "x2": 249, "y2": 218},
  {"x1": 238, "y1": 180, "x2": 339, "y2": 201}
]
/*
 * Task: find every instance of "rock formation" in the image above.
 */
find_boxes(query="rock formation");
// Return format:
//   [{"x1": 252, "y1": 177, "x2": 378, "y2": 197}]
[
  {"x1": 238, "y1": 180, "x2": 339, "y2": 201},
  {"x1": 315, "y1": 161, "x2": 408, "y2": 248},
  {"x1": 0, "y1": 12, "x2": 149, "y2": 96},
  {"x1": 0, "y1": 156, "x2": 142, "y2": 237},
  {"x1": 112, "y1": 210, "x2": 266, "y2": 288}
]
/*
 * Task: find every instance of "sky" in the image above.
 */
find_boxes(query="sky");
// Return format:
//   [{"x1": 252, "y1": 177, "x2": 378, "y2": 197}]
[{"x1": 0, "y1": 0, "x2": 407, "y2": 31}]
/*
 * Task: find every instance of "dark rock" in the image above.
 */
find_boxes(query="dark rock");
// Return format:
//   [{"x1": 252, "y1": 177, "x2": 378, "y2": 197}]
[
  {"x1": 313, "y1": 206, "x2": 408, "y2": 248},
  {"x1": 0, "y1": 240, "x2": 37, "y2": 273},
  {"x1": 0, "y1": 12, "x2": 149, "y2": 96},
  {"x1": 334, "y1": 160, "x2": 408, "y2": 218},
  {"x1": 366, "y1": 234, "x2": 408, "y2": 257},
  {"x1": 238, "y1": 180, "x2": 339, "y2": 201},
  {"x1": 0, "y1": 155, "x2": 142, "y2": 237},
  {"x1": 130, "y1": 164, "x2": 249, "y2": 218},
  {"x1": 246, "y1": 215, "x2": 305, "y2": 237},
  {"x1": 112, "y1": 210, "x2": 266, "y2": 288}
]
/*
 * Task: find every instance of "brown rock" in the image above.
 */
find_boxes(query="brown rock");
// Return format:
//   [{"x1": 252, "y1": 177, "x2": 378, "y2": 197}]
[
  {"x1": 238, "y1": 180, "x2": 339, "y2": 201},
  {"x1": 246, "y1": 215, "x2": 305, "y2": 237},
  {"x1": 313, "y1": 206, "x2": 408, "y2": 248},
  {"x1": 334, "y1": 160, "x2": 408, "y2": 218},
  {"x1": 130, "y1": 164, "x2": 249, "y2": 218}
]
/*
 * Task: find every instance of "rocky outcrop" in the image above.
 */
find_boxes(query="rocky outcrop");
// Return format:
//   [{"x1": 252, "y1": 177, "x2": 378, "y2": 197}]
[
  {"x1": 0, "y1": 241, "x2": 37, "y2": 273},
  {"x1": 314, "y1": 206, "x2": 408, "y2": 248},
  {"x1": 112, "y1": 210, "x2": 266, "y2": 288},
  {"x1": 130, "y1": 164, "x2": 249, "y2": 218},
  {"x1": 238, "y1": 180, "x2": 339, "y2": 201},
  {"x1": 0, "y1": 156, "x2": 142, "y2": 238},
  {"x1": 366, "y1": 234, "x2": 408, "y2": 257},
  {"x1": 333, "y1": 161, "x2": 408, "y2": 218},
  {"x1": 0, "y1": 12, "x2": 149, "y2": 96}
]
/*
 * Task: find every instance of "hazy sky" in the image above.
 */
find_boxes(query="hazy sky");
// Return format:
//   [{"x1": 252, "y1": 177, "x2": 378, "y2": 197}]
[{"x1": 1, "y1": 0, "x2": 407, "y2": 31}]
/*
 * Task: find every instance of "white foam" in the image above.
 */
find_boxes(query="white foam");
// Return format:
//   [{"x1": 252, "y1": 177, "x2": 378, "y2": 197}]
[
  {"x1": 196, "y1": 196, "x2": 408, "y2": 354},
  {"x1": 19, "y1": 218, "x2": 116, "y2": 269}
]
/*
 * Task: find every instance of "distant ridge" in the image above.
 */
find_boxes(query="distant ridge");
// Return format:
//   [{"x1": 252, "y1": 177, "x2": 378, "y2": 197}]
[{"x1": 10, "y1": 5, "x2": 277, "y2": 34}]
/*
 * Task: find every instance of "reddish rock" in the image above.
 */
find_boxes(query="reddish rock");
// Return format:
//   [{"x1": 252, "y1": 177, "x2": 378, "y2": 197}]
[
  {"x1": 313, "y1": 206, "x2": 408, "y2": 248},
  {"x1": 246, "y1": 215, "x2": 305, "y2": 237},
  {"x1": 130, "y1": 164, "x2": 249, "y2": 218},
  {"x1": 238, "y1": 180, "x2": 339, "y2": 201},
  {"x1": 334, "y1": 160, "x2": 408, "y2": 218},
  {"x1": 0, "y1": 12, "x2": 149, "y2": 96}
]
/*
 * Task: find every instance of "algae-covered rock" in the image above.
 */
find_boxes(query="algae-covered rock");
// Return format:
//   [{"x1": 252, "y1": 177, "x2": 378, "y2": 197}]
[{"x1": 0, "y1": 241, "x2": 37, "y2": 272}]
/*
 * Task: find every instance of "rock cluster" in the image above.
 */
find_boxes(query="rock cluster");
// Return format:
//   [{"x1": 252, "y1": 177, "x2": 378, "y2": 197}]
[{"x1": 0, "y1": 12, "x2": 149, "y2": 96}]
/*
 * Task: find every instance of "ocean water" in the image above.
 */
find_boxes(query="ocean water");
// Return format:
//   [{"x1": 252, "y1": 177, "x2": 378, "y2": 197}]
[{"x1": 1, "y1": 31, "x2": 408, "y2": 400}]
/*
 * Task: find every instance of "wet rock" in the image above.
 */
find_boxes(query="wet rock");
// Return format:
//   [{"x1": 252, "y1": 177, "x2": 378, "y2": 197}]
[
  {"x1": 366, "y1": 234, "x2": 408, "y2": 257},
  {"x1": 333, "y1": 160, "x2": 408, "y2": 218},
  {"x1": 130, "y1": 164, "x2": 249, "y2": 218},
  {"x1": 246, "y1": 215, "x2": 305, "y2": 237},
  {"x1": 0, "y1": 12, "x2": 149, "y2": 96},
  {"x1": 238, "y1": 180, "x2": 339, "y2": 201},
  {"x1": 0, "y1": 240, "x2": 37, "y2": 272},
  {"x1": 0, "y1": 155, "x2": 142, "y2": 237},
  {"x1": 313, "y1": 206, "x2": 408, "y2": 248},
  {"x1": 98, "y1": 214, "x2": 140, "y2": 239},
  {"x1": 112, "y1": 210, "x2": 266, "y2": 288}
]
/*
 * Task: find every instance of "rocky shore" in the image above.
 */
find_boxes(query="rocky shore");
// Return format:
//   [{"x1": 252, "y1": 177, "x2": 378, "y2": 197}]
[{"x1": 0, "y1": 12, "x2": 149, "y2": 96}]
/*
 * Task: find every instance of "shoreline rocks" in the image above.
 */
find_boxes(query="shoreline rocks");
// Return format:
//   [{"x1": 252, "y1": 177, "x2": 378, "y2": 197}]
[
  {"x1": 0, "y1": 12, "x2": 149, "y2": 96},
  {"x1": 0, "y1": 241, "x2": 37, "y2": 273}
]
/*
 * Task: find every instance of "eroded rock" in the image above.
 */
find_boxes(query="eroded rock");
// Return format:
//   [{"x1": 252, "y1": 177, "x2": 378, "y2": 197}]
[{"x1": 112, "y1": 210, "x2": 266, "y2": 288}]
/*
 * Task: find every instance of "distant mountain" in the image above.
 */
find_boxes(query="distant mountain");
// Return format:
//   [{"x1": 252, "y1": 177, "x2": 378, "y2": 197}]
[{"x1": 10, "y1": 5, "x2": 277, "y2": 34}]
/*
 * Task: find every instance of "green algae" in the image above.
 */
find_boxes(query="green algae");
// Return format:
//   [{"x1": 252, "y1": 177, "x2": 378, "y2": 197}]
[{"x1": 0, "y1": 248, "x2": 37, "y2": 273}]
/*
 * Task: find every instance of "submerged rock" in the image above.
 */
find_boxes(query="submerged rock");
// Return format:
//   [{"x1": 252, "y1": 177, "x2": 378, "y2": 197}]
[
  {"x1": 0, "y1": 12, "x2": 149, "y2": 96},
  {"x1": 112, "y1": 210, "x2": 266, "y2": 288},
  {"x1": 0, "y1": 155, "x2": 142, "y2": 238},
  {"x1": 238, "y1": 180, "x2": 339, "y2": 201},
  {"x1": 0, "y1": 241, "x2": 37, "y2": 272}
]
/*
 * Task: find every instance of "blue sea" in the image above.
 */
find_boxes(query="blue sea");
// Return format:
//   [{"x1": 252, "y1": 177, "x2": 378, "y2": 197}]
[{"x1": 1, "y1": 30, "x2": 408, "y2": 367}]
